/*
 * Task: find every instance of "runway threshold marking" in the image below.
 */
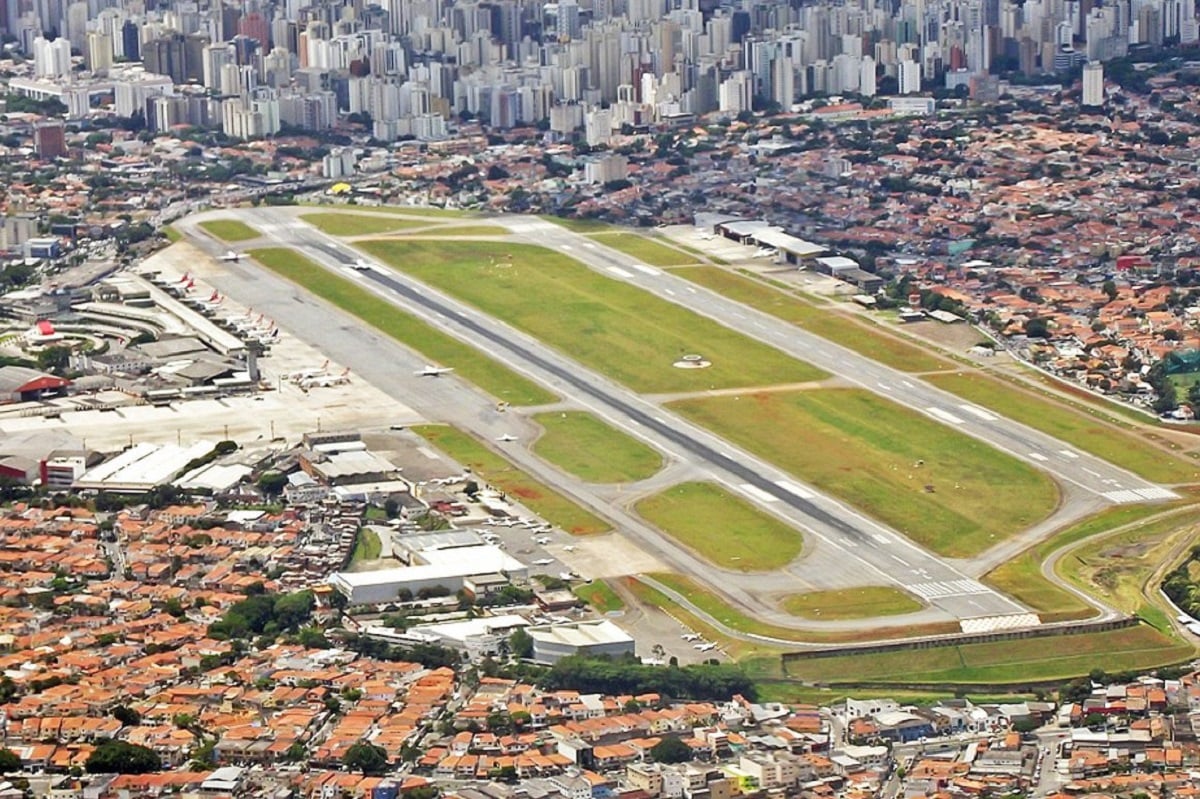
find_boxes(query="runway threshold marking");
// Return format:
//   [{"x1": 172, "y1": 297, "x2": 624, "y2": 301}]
[
  {"x1": 925, "y1": 407, "x2": 965, "y2": 425},
  {"x1": 631, "y1": 263, "x2": 660, "y2": 276},
  {"x1": 1027, "y1": 452, "x2": 1049, "y2": 462},
  {"x1": 959, "y1": 404, "x2": 998, "y2": 422},
  {"x1": 739, "y1": 483, "x2": 778, "y2": 503},
  {"x1": 607, "y1": 266, "x2": 633, "y2": 278},
  {"x1": 774, "y1": 480, "x2": 814, "y2": 499}
]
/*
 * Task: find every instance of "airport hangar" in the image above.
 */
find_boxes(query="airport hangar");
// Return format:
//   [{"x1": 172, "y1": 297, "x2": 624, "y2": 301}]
[{"x1": 327, "y1": 543, "x2": 529, "y2": 605}]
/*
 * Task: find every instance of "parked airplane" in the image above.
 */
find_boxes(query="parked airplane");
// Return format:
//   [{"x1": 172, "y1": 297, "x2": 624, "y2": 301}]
[
  {"x1": 681, "y1": 633, "x2": 702, "y2": 641},
  {"x1": 219, "y1": 250, "x2": 243, "y2": 262},
  {"x1": 695, "y1": 643, "x2": 717, "y2": 652},
  {"x1": 286, "y1": 360, "x2": 329, "y2": 381},
  {"x1": 496, "y1": 434, "x2": 518, "y2": 442},
  {"x1": 352, "y1": 258, "x2": 371, "y2": 270},
  {"x1": 563, "y1": 545, "x2": 576, "y2": 552},
  {"x1": 416, "y1": 365, "x2": 454, "y2": 377},
  {"x1": 300, "y1": 368, "x2": 350, "y2": 389},
  {"x1": 532, "y1": 558, "x2": 554, "y2": 566},
  {"x1": 535, "y1": 536, "x2": 550, "y2": 545}
]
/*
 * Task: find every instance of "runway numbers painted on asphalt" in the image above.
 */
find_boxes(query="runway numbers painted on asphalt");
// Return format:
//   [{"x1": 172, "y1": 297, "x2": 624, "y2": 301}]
[
  {"x1": 739, "y1": 483, "x2": 778, "y2": 503},
  {"x1": 925, "y1": 407, "x2": 965, "y2": 425},
  {"x1": 959, "y1": 404, "x2": 998, "y2": 422}
]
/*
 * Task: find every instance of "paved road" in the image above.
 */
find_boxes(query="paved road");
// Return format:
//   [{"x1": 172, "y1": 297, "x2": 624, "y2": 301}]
[
  {"x1": 174, "y1": 208, "x2": 1061, "y2": 631},
  {"x1": 499, "y1": 216, "x2": 1180, "y2": 506}
]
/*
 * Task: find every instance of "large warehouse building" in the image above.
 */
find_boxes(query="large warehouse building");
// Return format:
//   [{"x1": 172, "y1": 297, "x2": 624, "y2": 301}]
[
  {"x1": 328, "y1": 543, "x2": 528, "y2": 605},
  {"x1": 526, "y1": 619, "x2": 635, "y2": 664}
]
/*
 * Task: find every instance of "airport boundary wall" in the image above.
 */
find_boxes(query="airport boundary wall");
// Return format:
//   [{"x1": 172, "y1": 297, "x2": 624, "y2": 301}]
[{"x1": 781, "y1": 616, "x2": 1139, "y2": 667}]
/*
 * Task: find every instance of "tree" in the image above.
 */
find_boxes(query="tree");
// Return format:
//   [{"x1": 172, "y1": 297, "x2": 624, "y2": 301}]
[
  {"x1": 1024, "y1": 317, "x2": 1050, "y2": 338},
  {"x1": 36, "y1": 346, "x2": 71, "y2": 375},
  {"x1": 509, "y1": 628, "x2": 533, "y2": 659},
  {"x1": 1102, "y1": 279, "x2": 1118, "y2": 301},
  {"x1": 111, "y1": 705, "x2": 141, "y2": 726},
  {"x1": 650, "y1": 736, "x2": 692, "y2": 763},
  {"x1": 0, "y1": 749, "x2": 21, "y2": 775},
  {"x1": 257, "y1": 472, "x2": 287, "y2": 496},
  {"x1": 85, "y1": 740, "x2": 162, "y2": 774},
  {"x1": 343, "y1": 742, "x2": 389, "y2": 775}
]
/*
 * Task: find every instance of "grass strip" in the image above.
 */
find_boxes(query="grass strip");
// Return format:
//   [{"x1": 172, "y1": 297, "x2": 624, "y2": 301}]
[
  {"x1": 984, "y1": 504, "x2": 1172, "y2": 621},
  {"x1": 783, "y1": 624, "x2": 1192, "y2": 684},
  {"x1": 249, "y1": 247, "x2": 556, "y2": 406},
  {"x1": 301, "y1": 213, "x2": 438, "y2": 236},
  {"x1": 349, "y1": 527, "x2": 381, "y2": 566},
  {"x1": 359, "y1": 239, "x2": 827, "y2": 393},
  {"x1": 669, "y1": 389, "x2": 1059, "y2": 558},
  {"x1": 575, "y1": 580, "x2": 625, "y2": 613},
  {"x1": 532, "y1": 411, "x2": 663, "y2": 483},
  {"x1": 782, "y1": 587, "x2": 924, "y2": 620},
  {"x1": 671, "y1": 266, "x2": 950, "y2": 373},
  {"x1": 586, "y1": 232, "x2": 698, "y2": 266},
  {"x1": 635, "y1": 482, "x2": 803, "y2": 571},
  {"x1": 927, "y1": 371, "x2": 1196, "y2": 483},
  {"x1": 199, "y1": 219, "x2": 259, "y2": 242}
]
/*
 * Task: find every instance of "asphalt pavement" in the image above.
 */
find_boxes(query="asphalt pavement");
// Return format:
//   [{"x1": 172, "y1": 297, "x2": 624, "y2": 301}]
[{"x1": 171, "y1": 208, "x2": 1068, "y2": 633}]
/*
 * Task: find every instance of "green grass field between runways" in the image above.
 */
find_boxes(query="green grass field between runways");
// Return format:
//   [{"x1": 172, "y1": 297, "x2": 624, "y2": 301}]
[
  {"x1": 300, "y1": 213, "x2": 440, "y2": 236},
  {"x1": 670, "y1": 267, "x2": 951, "y2": 373},
  {"x1": 357, "y1": 239, "x2": 828, "y2": 393},
  {"x1": 532, "y1": 411, "x2": 664, "y2": 483},
  {"x1": 782, "y1": 587, "x2": 925, "y2": 620},
  {"x1": 249, "y1": 247, "x2": 556, "y2": 406},
  {"x1": 586, "y1": 232, "x2": 698, "y2": 266},
  {"x1": 199, "y1": 219, "x2": 260, "y2": 242},
  {"x1": 669, "y1": 389, "x2": 1059, "y2": 558},
  {"x1": 635, "y1": 482, "x2": 804, "y2": 571}
]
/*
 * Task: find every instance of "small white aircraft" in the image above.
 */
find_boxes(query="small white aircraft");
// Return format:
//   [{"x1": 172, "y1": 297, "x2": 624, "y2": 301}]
[
  {"x1": 496, "y1": 434, "x2": 518, "y2": 442},
  {"x1": 219, "y1": 250, "x2": 243, "y2": 262},
  {"x1": 532, "y1": 558, "x2": 554, "y2": 566},
  {"x1": 563, "y1": 545, "x2": 576, "y2": 552},
  {"x1": 286, "y1": 360, "x2": 329, "y2": 381},
  {"x1": 416, "y1": 365, "x2": 454, "y2": 377},
  {"x1": 681, "y1": 633, "x2": 702, "y2": 641},
  {"x1": 353, "y1": 258, "x2": 371, "y2": 270},
  {"x1": 696, "y1": 643, "x2": 717, "y2": 652},
  {"x1": 535, "y1": 536, "x2": 550, "y2": 545}
]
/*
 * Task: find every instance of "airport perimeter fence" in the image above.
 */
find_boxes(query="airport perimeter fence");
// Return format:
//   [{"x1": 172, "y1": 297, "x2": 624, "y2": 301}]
[{"x1": 780, "y1": 616, "x2": 1140, "y2": 667}]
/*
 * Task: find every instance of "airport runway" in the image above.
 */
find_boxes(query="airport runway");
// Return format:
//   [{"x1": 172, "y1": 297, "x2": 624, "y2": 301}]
[
  {"x1": 173, "y1": 208, "x2": 1073, "y2": 632},
  {"x1": 497, "y1": 216, "x2": 1180, "y2": 505}
]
